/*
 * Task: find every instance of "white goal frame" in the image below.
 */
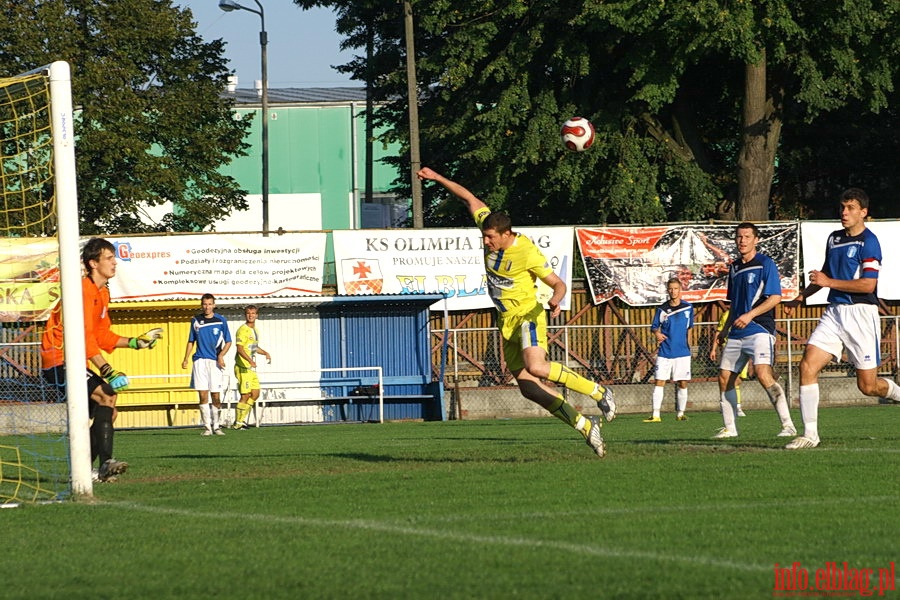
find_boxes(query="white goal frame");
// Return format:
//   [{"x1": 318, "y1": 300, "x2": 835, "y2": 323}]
[{"x1": 24, "y1": 61, "x2": 93, "y2": 497}]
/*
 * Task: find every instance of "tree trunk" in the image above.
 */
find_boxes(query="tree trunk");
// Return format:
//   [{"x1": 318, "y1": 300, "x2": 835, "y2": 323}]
[
  {"x1": 736, "y1": 49, "x2": 782, "y2": 221},
  {"x1": 403, "y1": 0, "x2": 423, "y2": 228}
]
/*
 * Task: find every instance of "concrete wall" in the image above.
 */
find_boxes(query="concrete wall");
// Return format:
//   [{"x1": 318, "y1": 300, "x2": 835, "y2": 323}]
[
  {"x1": 0, "y1": 403, "x2": 67, "y2": 434},
  {"x1": 451, "y1": 376, "x2": 885, "y2": 421}
]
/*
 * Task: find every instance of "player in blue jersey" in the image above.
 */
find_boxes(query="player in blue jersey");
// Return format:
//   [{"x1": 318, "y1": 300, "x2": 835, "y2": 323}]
[
  {"x1": 182, "y1": 293, "x2": 233, "y2": 435},
  {"x1": 418, "y1": 166, "x2": 614, "y2": 457},
  {"x1": 713, "y1": 223, "x2": 796, "y2": 439},
  {"x1": 783, "y1": 188, "x2": 900, "y2": 449},
  {"x1": 645, "y1": 278, "x2": 694, "y2": 421}
]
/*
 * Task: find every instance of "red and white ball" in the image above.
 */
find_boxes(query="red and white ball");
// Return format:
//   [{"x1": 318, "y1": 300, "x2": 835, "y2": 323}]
[{"x1": 560, "y1": 117, "x2": 595, "y2": 152}]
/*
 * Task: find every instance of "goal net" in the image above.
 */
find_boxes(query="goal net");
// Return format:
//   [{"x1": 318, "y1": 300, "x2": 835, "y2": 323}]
[{"x1": 0, "y1": 62, "x2": 91, "y2": 504}]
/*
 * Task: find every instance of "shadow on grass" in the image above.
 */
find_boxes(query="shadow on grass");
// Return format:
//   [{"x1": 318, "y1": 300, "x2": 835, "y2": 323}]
[
  {"x1": 323, "y1": 452, "x2": 547, "y2": 464},
  {"x1": 625, "y1": 438, "x2": 782, "y2": 453}
]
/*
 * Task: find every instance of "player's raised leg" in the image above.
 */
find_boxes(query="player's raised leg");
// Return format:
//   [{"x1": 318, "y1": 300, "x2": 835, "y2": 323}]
[
  {"x1": 543, "y1": 362, "x2": 616, "y2": 422},
  {"x1": 516, "y1": 374, "x2": 605, "y2": 458}
]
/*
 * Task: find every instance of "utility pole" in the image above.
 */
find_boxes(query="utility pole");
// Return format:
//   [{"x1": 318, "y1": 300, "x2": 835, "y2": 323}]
[{"x1": 403, "y1": 0, "x2": 423, "y2": 228}]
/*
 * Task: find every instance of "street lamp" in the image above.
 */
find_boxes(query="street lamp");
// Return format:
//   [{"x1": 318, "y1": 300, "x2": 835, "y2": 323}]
[{"x1": 219, "y1": 0, "x2": 269, "y2": 235}]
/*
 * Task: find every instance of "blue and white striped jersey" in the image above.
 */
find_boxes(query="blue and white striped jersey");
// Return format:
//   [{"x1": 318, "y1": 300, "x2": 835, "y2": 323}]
[
  {"x1": 651, "y1": 300, "x2": 694, "y2": 358},
  {"x1": 188, "y1": 313, "x2": 232, "y2": 361},
  {"x1": 822, "y1": 228, "x2": 881, "y2": 305},
  {"x1": 726, "y1": 252, "x2": 782, "y2": 338}
]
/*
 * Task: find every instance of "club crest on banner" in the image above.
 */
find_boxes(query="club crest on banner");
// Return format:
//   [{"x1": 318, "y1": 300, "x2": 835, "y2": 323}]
[{"x1": 342, "y1": 259, "x2": 384, "y2": 294}]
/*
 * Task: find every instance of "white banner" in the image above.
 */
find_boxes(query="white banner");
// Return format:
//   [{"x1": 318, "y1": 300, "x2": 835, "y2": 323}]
[
  {"x1": 332, "y1": 227, "x2": 575, "y2": 311},
  {"x1": 800, "y1": 221, "x2": 900, "y2": 304},
  {"x1": 107, "y1": 233, "x2": 326, "y2": 301}
]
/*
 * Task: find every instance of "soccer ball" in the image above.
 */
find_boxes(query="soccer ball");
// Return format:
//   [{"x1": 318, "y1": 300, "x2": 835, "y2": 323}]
[{"x1": 560, "y1": 117, "x2": 595, "y2": 152}]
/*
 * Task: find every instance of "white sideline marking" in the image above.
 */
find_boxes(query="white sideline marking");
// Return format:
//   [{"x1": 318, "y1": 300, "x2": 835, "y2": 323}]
[
  {"x1": 107, "y1": 500, "x2": 780, "y2": 572},
  {"x1": 426, "y1": 495, "x2": 899, "y2": 523},
  {"x1": 818, "y1": 447, "x2": 900, "y2": 453}
]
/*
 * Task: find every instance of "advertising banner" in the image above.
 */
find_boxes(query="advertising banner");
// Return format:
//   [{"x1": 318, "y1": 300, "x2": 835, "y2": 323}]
[
  {"x1": 333, "y1": 227, "x2": 575, "y2": 311},
  {"x1": 576, "y1": 223, "x2": 800, "y2": 306},
  {"x1": 0, "y1": 238, "x2": 60, "y2": 322},
  {"x1": 108, "y1": 233, "x2": 326, "y2": 301}
]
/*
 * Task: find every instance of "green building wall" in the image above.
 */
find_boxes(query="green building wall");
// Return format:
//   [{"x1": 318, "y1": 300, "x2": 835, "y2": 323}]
[{"x1": 222, "y1": 101, "x2": 402, "y2": 231}]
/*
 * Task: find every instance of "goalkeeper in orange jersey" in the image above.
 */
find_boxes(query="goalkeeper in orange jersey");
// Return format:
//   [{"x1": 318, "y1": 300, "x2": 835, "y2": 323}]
[
  {"x1": 418, "y1": 167, "x2": 616, "y2": 457},
  {"x1": 40, "y1": 238, "x2": 163, "y2": 483}
]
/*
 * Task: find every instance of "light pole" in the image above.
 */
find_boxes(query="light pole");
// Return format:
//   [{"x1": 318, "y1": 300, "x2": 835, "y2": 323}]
[{"x1": 219, "y1": 0, "x2": 269, "y2": 235}]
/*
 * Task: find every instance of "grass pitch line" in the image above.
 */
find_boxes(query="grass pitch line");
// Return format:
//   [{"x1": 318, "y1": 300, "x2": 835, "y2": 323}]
[
  {"x1": 107, "y1": 500, "x2": 770, "y2": 573},
  {"x1": 818, "y1": 446, "x2": 900, "y2": 454},
  {"x1": 420, "y1": 494, "x2": 899, "y2": 524}
]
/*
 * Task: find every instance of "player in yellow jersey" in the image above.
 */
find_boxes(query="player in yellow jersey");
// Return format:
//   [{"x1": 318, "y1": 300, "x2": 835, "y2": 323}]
[
  {"x1": 418, "y1": 167, "x2": 615, "y2": 457},
  {"x1": 232, "y1": 305, "x2": 272, "y2": 430}
]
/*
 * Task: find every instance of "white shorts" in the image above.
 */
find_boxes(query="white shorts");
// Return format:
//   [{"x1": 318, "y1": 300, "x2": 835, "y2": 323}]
[
  {"x1": 808, "y1": 303, "x2": 881, "y2": 370},
  {"x1": 191, "y1": 358, "x2": 227, "y2": 392},
  {"x1": 654, "y1": 356, "x2": 692, "y2": 382},
  {"x1": 720, "y1": 333, "x2": 775, "y2": 373}
]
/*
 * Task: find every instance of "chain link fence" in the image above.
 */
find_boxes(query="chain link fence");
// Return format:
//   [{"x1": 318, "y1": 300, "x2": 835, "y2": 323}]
[
  {"x1": 441, "y1": 316, "x2": 900, "y2": 419},
  {"x1": 4, "y1": 313, "x2": 898, "y2": 428}
]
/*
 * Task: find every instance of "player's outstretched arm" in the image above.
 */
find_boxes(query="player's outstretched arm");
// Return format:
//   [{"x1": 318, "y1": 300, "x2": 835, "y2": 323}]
[{"x1": 417, "y1": 166, "x2": 487, "y2": 216}]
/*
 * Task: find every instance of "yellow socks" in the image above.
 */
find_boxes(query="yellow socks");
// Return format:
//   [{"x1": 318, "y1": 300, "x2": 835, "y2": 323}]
[
  {"x1": 547, "y1": 362, "x2": 597, "y2": 397},
  {"x1": 547, "y1": 396, "x2": 589, "y2": 438},
  {"x1": 234, "y1": 401, "x2": 251, "y2": 426}
]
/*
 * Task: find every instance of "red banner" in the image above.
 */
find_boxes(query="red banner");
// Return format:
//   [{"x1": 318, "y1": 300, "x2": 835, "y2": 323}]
[{"x1": 577, "y1": 223, "x2": 800, "y2": 306}]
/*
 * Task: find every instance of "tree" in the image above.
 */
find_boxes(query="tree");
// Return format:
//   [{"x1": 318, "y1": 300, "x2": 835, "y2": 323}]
[
  {"x1": 295, "y1": 0, "x2": 898, "y2": 225},
  {"x1": 592, "y1": 1, "x2": 898, "y2": 220},
  {"x1": 0, "y1": 0, "x2": 251, "y2": 233},
  {"x1": 776, "y1": 90, "x2": 900, "y2": 219}
]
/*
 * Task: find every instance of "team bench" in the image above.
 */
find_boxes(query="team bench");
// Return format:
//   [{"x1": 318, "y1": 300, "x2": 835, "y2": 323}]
[
  {"x1": 246, "y1": 374, "x2": 445, "y2": 424},
  {"x1": 114, "y1": 377, "x2": 198, "y2": 427},
  {"x1": 117, "y1": 373, "x2": 445, "y2": 427}
]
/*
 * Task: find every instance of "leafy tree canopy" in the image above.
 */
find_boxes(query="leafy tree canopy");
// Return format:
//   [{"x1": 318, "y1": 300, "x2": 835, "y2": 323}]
[
  {"x1": 0, "y1": 0, "x2": 251, "y2": 233},
  {"x1": 298, "y1": 0, "x2": 898, "y2": 225}
]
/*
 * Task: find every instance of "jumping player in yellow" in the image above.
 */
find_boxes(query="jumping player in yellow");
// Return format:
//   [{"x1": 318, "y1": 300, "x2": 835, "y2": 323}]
[
  {"x1": 418, "y1": 167, "x2": 616, "y2": 457},
  {"x1": 232, "y1": 305, "x2": 272, "y2": 430}
]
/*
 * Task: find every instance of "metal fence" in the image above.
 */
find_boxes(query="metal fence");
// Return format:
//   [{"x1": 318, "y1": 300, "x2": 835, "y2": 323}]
[
  {"x1": 3, "y1": 315, "x2": 898, "y2": 421},
  {"x1": 439, "y1": 315, "x2": 900, "y2": 415}
]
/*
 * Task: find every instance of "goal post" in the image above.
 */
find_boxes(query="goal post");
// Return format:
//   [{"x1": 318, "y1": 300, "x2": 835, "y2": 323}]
[
  {"x1": 46, "y1": 61, "x2": 92, "y2": 498},
  {"x1": 0, "y1": 61, "x2": 92, "y2": 502}
]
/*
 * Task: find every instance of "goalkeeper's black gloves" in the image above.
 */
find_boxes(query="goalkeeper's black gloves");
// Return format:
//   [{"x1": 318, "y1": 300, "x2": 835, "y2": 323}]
[
  {"x1": 128, "y1": 327, "x2": 164, "y2": 350},
  {"x1": 100, "y1": 363, "x2": 129, "y2": 392}
]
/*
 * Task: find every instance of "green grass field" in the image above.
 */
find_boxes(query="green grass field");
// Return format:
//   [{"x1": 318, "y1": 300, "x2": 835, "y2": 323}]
[{"x1": 5, "y1": 406, "x2": 898, "y2": 599}]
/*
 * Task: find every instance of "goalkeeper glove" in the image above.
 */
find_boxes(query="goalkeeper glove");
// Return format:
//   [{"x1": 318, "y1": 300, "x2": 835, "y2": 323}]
[
  {"x1": 100, "y1": 364, "x2": 129, "y2": 392},
  {"x1": 129, "y1": 327, "x2": 164, "y2": 350}
]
